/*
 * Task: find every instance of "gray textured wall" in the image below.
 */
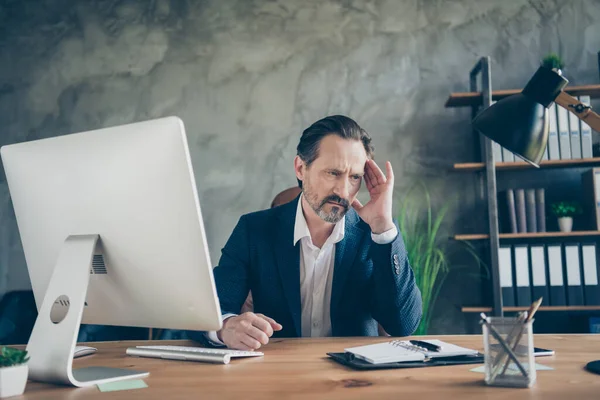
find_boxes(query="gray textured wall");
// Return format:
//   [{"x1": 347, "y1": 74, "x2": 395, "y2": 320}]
[{"x1": 1, "y1": 0, "x2": 599, "y2": 333}]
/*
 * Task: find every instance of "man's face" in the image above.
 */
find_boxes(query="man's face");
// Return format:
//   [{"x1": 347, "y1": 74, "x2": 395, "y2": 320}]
[{"x1": 295, "y1": 134, "x2": 368, "y2": 223}]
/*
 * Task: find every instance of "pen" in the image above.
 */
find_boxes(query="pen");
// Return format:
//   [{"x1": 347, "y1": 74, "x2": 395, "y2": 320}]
[{"x1": 410, "y1": 340, "x2": 441, "y2": 352}]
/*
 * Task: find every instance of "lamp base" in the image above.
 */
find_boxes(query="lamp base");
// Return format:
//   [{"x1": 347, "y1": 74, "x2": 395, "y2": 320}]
[{"x1": 585, "y1": 360, "x2": 600, "y2": 375}]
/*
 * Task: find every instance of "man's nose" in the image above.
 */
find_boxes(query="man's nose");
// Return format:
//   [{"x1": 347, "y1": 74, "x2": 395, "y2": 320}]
[{"x1": 333, "y1": 178, "x2": 350, "y2": 199}]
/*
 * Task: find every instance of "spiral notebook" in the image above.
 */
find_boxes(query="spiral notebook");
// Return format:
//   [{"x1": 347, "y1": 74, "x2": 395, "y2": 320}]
[{"x1": 344, "y1": 340, "x2": 479, "y2": 365}]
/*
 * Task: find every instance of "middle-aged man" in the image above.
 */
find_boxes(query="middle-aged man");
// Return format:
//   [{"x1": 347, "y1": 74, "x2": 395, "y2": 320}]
[{"x1": 201, "y1": 115, "x2": 422, "y2": 350}]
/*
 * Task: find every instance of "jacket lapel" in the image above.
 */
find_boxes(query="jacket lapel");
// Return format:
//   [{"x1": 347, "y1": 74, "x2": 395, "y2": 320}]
[
  {"x1": 274, "y1": 197, "x2": 302, "y2": 337},
  {"x1": 331, "y1": 209, "x2": 365, "y2": 320}
]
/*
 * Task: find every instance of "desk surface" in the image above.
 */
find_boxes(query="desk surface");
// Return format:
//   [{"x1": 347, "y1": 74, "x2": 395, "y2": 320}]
[{"x1": 20, "y1": 335, "x2": 600, "y2": 399}]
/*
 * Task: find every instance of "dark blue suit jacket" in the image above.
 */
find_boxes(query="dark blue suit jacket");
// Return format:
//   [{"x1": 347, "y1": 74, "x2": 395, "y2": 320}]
[{"x1": 208, "y1": 195, "x2": 422, "y2": 338}]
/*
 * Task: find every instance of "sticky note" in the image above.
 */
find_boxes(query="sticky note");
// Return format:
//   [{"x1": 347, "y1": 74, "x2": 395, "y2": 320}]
[{"x1": 97, "y1": 379, "x2": 148, "y2": 392}]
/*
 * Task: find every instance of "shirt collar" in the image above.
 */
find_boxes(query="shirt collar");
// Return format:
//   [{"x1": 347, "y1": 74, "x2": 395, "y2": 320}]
[{"x1": 294, "y1": 193, "x2": 345, "y2": 246}]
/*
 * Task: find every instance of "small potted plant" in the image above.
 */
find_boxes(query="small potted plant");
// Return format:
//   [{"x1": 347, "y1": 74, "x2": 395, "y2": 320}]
[
  {"x1": 541, "y1": 52, "x2": 565, "y2": 72},
  {"x1": 0, "y1": 347, "x2": 29, "y2": 398},
  {"x1": 551, "y1": 201, "x2": 582, "y2": 233}
]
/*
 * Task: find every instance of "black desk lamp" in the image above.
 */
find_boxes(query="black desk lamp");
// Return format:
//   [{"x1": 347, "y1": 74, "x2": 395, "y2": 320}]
[
  {"x1": 472, "y1": 66, "x2": 600, "y2": 375},
  {"x1": 473, "y1": 65, "x2": 600, "y2": 167}
]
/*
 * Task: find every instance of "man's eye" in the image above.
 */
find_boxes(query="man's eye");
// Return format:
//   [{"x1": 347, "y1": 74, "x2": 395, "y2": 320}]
[
  {"x1": 352, "y1": 175, "x2": 361, "y2": 181},
  {"x1": 329, "y1": 171, "x2": 339, "y2": 176}
]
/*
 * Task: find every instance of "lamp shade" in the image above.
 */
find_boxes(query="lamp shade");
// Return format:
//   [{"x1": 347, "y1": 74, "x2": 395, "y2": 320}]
[{"x1": 472, "y1": 66, "x2": 569, "y2": 167}]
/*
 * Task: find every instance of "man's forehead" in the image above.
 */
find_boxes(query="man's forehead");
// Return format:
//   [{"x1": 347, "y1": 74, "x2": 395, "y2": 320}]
[{"x1": 314, "y1": 136, "x2": 368, "y2": 166}]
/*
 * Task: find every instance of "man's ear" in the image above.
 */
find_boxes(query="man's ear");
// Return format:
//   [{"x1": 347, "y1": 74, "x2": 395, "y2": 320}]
[{"x1": 294, "y1": 156, "x2": 305, "y2": 184}]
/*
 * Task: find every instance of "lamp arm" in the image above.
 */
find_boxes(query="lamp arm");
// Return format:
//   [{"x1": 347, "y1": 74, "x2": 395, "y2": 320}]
[{"x1": 554, "y1": 91, "x2": 600, "y2": 132}]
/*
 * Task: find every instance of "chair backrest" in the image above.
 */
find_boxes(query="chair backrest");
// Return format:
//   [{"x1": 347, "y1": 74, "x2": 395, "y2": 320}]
[{"x1": 271, "y1": 187, "x2": 301, "y2": 208}]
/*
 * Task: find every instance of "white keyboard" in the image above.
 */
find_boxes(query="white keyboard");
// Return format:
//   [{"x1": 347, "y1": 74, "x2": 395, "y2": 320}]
[{"x1": 126, "y1": 345, "x2": 263, "y2": 364}]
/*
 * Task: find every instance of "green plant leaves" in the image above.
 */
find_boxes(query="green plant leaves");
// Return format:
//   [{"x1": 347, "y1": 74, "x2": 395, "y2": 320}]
[
  {"x1": 550, "y1": 201, "x2": 582, "y2": 218},
  {"x1": 397, "y1": 182, "x2": 488, "y2": 335},
  {"x1": 541, "y1": 52, "x2": 565, "y2": 70},
  {"x1": 0, "y1": 346, "x2": 29, "y2": 367}
]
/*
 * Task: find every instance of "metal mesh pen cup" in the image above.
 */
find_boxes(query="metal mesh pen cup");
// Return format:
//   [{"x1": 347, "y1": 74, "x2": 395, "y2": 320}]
[{"x1": 482, "y1": 317, "x2": 536, "y2": 388}]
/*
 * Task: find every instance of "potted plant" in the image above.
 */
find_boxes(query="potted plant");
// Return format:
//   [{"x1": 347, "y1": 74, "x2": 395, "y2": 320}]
[
  {"x1": 551, "y1": 201, "x2": 582, "y2": 232},
  {"x1": 397, "y1": 182, "x2": 487, "y2": 335},
  {"x1": 0, "y1": 347, "x2": 29, "y2": 398},
  {"x1": 541, "y1": 52, "x2": 565, "y2": 72}
]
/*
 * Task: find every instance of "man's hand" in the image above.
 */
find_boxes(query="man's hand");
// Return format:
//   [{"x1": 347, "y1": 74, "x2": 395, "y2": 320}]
[
  {"x1": 351, "y1": 159, "x2": 395, "y2": 234},
  {"x1": 217, "y1": 312, "x2": 283, "y2": 350}
]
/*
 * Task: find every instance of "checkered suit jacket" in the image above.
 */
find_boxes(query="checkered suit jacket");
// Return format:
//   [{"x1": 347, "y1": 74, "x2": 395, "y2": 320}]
[{"x1": 208, "y1": 195, "x2": 422, "y2": 338}]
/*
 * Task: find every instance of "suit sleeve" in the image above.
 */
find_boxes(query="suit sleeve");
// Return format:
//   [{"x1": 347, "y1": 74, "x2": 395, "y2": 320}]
[
  {"x1": 369, "y1": 224, "x2": 423, "y2": 336},
  {"x1": 187, "y1": 215, "x2": 251, "y2": 343},
  {"x1": 212, "y1": 215, "x2": 252, "y2": 315}
]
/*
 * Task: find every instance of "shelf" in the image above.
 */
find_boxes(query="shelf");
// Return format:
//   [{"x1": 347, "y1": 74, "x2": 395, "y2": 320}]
[
  {"x1": 454, "y1": 231, "x2": 600, "y2": 241},
  {"x1": 462, "y1": 306, "x2": 600, "y2": 313},
  {"x1": 446, "y1": 84, "x2": 600, "y2": 108},
  {"x1": 453, "y1": 157, "x2": 600, "y2": 172}
]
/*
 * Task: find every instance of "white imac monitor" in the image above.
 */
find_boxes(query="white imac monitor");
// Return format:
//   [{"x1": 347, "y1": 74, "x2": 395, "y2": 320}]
[{"x1": 0, "y1": 116, "x2": 222, "y2": 387}]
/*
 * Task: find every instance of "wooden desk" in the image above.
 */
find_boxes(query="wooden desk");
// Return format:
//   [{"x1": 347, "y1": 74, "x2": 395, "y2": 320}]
[{"x1": 20, "y1": 335, "x2": 600, "y2": 399}]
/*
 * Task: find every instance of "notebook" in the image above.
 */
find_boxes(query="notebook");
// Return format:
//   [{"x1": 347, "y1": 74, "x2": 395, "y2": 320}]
[{"x1": 344, "y1": 340, "x2": 479, "y2": 365}]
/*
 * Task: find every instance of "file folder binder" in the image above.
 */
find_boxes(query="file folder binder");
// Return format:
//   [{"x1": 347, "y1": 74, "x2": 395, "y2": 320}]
[
  {"x1": 530, "y1": 245, "x2": 549, "y2": 302},
  {"x1": 565, "y1": 244, "x2": 584, "y2": 306},
  {"x1": 569, "y1": 109, "x2": 582, "y2": 159},
  {"x1": 557, "y1": 104, "x2": 571, "y2": 159},
  {"x1": 582, "y1": 243, "x2": 600, "y2": 305},
  {"x1": 580, "y1": 96, "x2": 593, "y2": 159},
  {"x1": 547, "y1": 104, "x2": 560, "y2": 160},
  {"x1": 514, "y1": 245, "x2": 531, "y2": 307},
  {"x1": 499, "y1": 246, "x2": 515, "y2": 307},
  {"x1": 548, "y1": 245, "x2": 566, "y2": 306},
  {"x1": 582, "y1": 168, "x2": 600, "y2": 230}
]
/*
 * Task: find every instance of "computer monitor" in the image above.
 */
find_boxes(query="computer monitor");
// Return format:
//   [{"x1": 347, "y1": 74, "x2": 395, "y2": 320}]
[{"x1": 0, "y1": 116, "x2": 222, "y2": 387}]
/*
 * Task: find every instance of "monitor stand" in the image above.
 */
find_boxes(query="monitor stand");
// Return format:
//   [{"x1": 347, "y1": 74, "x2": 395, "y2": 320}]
[{"x1": 26, "y1": 234, "x2": 149, "y2": 387}]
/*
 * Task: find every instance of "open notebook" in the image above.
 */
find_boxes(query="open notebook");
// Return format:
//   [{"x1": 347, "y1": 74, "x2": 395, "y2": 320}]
[{"x1": 344, "y1": 340, "x2": 479, "y2": 365}]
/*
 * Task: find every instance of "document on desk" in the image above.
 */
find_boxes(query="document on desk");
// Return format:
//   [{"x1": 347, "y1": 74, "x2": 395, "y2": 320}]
[{"x1": 344, "y1": 340, "x2": 479, "y2": 365}]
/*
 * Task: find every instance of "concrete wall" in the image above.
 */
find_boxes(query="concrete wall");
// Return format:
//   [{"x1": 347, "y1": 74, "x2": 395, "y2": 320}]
[{"x1": 1, "y1": 0, "x2": 599, "y2": 333}]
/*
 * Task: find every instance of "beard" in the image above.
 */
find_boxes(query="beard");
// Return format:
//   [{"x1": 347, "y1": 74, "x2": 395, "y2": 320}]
[{"x1": 302, "y1": 177, "x2": 350, "y2": 224}]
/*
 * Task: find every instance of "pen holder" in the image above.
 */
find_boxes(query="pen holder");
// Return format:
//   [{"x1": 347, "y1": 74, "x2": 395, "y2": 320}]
[{"x1": 482, "y1": 317, "x2": 536, "y2": 388}]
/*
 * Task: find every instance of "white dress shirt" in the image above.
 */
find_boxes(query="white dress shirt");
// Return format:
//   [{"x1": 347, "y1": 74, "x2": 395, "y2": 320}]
[{"x1": 207, "y1": 194, "x2": 398, "y2": 344}]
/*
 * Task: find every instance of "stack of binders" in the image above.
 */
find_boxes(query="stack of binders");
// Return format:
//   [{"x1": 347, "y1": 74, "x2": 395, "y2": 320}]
[
  {"x1": 498, "y1": 188, "x2": 546, "y2": 234},
  {"x1": 498, "y1": 244, "x2": 600, "y2": 307},
  {"x1": 545, "y1": 99, "x2": 594, "y2": 161}
]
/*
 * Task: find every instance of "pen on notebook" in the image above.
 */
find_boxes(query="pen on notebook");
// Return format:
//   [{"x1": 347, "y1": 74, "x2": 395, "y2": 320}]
[{"x1": 409, "y1": 340, "x2": 441, "y2": 352}]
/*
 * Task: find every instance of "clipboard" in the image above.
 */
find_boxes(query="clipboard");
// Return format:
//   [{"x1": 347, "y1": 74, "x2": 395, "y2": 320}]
[{"x1": 326, "y1": 351, "x2": 484, "y2": 370}]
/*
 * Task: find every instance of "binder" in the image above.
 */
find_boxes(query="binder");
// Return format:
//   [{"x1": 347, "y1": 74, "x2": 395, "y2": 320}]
[
  {"x1": 582, "y1": 168, "x2": 600, "y2": 230},
  {"x1": 327, "y1": 351, "x2": 483, "y2": 370},
  {"x1": 525, "y1": 189, "x2": 537, "y2": 233},
  {"x1": 547, "y1": 104, "x2": 561, "y2": 160},
  {"x1": 579, "y1": 96, "x2": 593, "y2": 158},
  {"x1": 530, "y1": 245, "x2": 549, "y2": 301},
  {"x1": 498, "y1": 190, "x2": 517, "y2": 233},
  {"x1": 502, "y1": 147, "x2": 515, "y2": 163},
  {"x1": 565, "y1": 244, "x2": 584, "y2": 306},
  {"x1": 557, "y1": 104, "x2": 571, "y2": 159},
  {"x1": 515, "y1": 189, "x2": 527, "y2": 233},
  {"x1": 535, "y1": 188, "x2": 546, "y2": 232},
  {"x1": 514, "y1": 245, "x2": 532, "y2": 307},
  {"x1": 582, "y1": 243, "x2": 600, "y2": 305},
  {"x1": 547, "y1": 245, "x2": 566, "y2": 306},
  {"x1": 493, "y1": 142, "x2": 503, "y2": 162},
  {"x1": 499, "y1": 246, "x2": 515, "y2": 307},
  {"x1": 506, "y1": 189, "x2": 517, "y2": 233},
  {"x1": 569, "y1": 108, "x2": 582, "y2": 159}
]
